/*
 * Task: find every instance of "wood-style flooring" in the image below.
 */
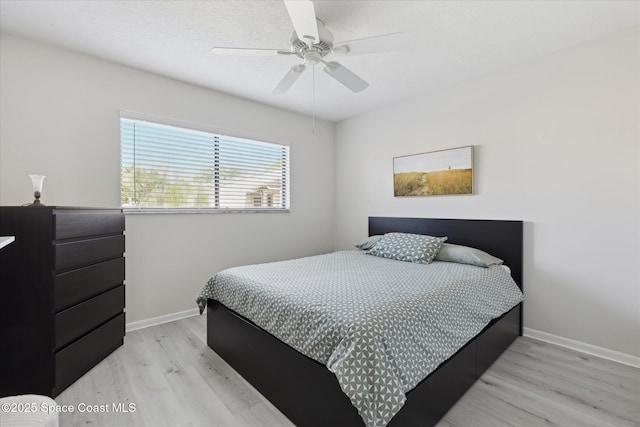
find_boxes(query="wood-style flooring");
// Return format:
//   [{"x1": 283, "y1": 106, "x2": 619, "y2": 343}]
[{"x1": 56, "y1": 315, "x2": 640, "y2": 427}]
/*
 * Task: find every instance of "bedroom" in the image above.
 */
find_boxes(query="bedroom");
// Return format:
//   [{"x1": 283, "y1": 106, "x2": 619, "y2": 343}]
[{"x1": 0, "y1": 1, "x2": 638, "y2": 426}]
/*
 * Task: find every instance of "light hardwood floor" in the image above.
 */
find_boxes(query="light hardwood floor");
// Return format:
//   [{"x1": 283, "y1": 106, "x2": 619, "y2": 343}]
[{"x1": 57, "y1": 315, "x2": 639, "y2": 427}]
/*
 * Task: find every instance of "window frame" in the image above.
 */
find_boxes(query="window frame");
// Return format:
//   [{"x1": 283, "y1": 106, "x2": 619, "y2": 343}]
[{"x1": 120, "y1": 112, "x2": 290, "y2": 214}]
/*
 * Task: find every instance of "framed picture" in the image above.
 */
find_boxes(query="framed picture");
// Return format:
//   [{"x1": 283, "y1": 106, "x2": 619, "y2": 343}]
[{"x1": 393, "y1": 146, "x2": 473, "y2": 196}]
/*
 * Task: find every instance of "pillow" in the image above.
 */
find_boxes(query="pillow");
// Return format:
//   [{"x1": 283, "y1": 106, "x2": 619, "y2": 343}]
[
  {"x1": 434, "y1": 243, "x2": 503, "y2": 267},
  {"x1": 355, "y1": 235, "x2": 382, "y2": 251},
  {"x1": 367, "y1": 232, "x2": 447, "y2": 264}
]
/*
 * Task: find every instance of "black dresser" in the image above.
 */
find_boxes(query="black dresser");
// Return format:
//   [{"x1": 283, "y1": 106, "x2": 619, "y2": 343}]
[{"x1": 0, "y1": 206, "x2": 125, "y2": 397}]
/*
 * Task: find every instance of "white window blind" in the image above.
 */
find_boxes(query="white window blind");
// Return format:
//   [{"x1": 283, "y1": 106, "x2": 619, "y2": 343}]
[{"x1": 121, "y1": 118, "x2": 289, "y2": 211}]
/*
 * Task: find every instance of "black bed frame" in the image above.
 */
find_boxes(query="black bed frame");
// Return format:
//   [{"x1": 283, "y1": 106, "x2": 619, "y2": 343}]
[{"x1": 206, "y1": 217, "x2": 523, "y2": 426}]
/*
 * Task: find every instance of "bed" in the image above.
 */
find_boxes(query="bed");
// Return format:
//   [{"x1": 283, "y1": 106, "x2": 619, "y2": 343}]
[{"x1": 200, "y1": 217, "x2": 523, "y2": 426}]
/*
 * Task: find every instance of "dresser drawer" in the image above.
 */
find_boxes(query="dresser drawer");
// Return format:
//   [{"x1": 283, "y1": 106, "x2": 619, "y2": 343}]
[
  {"x1": 54, "y1": 257, "x2": 125, "y2": 312},
  {"x1": 54, "y1": 210, "x2": 124, "y2": 240},
  {"x1": 55, "y1": 235, "x2": 125, "y2": 272},
  {"x1": 55, "y1": 285, "x2": 124, "y2": 350},
  {"x1": 55, "y1": 312, "x2": 124, "y2": 396}
]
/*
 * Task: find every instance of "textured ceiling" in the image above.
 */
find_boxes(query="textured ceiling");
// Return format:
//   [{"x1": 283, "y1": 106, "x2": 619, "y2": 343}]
[{"x1": 1, "y1": 1, "x2": 638, "y2": 122}]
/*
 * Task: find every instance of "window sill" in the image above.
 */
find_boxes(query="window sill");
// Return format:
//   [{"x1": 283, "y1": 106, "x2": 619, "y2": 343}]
[{"x1": 123, "y1": 208, "x2": 290, "y2": 215}]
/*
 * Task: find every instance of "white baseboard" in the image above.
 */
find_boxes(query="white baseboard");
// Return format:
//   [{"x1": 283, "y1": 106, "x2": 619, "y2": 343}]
[
  {"x1": 126, "y1": 308, "x2": 201, "y2": 332},
  {"x1": 523, "y1": 327, "x2": 640, "y2": 368},
  {"x1": 125, "y1": 313, "x2": 640, "y2": 368}
]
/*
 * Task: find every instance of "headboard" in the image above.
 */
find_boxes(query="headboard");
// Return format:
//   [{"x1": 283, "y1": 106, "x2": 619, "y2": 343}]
[{"x1": 368, "y1": 217, "x2": 523, "y2": 290}]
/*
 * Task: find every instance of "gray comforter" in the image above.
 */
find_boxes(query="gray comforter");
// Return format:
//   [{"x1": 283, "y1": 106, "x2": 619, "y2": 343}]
[{"x1": 196, "y1": 250, "x2": 524, "y2": 427}]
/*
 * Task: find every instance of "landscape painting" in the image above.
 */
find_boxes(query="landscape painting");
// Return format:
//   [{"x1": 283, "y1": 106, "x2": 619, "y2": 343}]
[{"x1": 393, "y1": 146, "x2": 473, "y2": 196}]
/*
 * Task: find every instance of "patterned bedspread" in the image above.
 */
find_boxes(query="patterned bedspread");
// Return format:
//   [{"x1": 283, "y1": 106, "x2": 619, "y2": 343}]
[{"x1": 196, "y1": 250, "x2": 524, "y2": 427}]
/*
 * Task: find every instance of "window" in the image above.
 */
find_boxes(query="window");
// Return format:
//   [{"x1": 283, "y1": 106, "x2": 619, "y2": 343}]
[{"x1": 120, "y1": 117, "x2": 289, "y2": 212}]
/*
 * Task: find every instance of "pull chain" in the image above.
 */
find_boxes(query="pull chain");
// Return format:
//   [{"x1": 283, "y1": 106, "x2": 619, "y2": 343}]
[{"x1": 312, "y1": 63, "x2": 316, "y2": 134}]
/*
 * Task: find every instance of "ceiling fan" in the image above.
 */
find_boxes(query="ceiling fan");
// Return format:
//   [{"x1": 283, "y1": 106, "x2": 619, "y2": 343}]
[{"x1": 212, "y1": 0, "x2": 405, "y2": 95}]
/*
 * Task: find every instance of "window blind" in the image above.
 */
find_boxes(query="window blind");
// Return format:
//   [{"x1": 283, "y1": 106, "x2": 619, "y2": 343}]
[{"x1": 121, "y1": 118, "x2": 290, "y2": 211}]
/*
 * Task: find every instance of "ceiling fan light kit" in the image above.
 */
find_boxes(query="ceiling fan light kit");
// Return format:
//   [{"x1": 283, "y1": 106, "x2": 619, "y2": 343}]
[{"x1": 212, "y1": 0, "x2": 404, "y2": 95}]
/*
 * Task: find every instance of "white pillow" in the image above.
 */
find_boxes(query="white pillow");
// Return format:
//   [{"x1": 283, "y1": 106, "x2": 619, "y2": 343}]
[{"x1": 434, "y1": 243, "x2": 503, "y2": 267}]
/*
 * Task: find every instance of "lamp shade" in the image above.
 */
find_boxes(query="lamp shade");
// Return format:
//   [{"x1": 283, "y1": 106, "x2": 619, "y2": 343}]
[{"x1": 29, "y1": 174, "x2": 45, "y2": 193}]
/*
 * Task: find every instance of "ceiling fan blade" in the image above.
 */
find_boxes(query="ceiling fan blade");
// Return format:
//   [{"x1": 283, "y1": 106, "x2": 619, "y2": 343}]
[
  {"x1": 272, "y1": 64, "x2": 307, "y2": 95},
  {"x1": 212, "y1": 47, "x2": 292, "y2": 56},
  {"x1": 284, "y1": 0, "x2": 319, "y2": 46},
  {"x1": 322, "y1": 61, "x2": 369, "y2": 93},
  {"x1": 333, "y1": 32, "x2": 408, "y2": 56}
]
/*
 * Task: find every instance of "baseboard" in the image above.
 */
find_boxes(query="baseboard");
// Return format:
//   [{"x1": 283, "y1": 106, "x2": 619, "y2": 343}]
[
  {"x1": 523, "y1": 327, "x2": 640, "y2": 368},
  {"x1": 125, "y1": 313, "x2": 640, "y2": 367},
  {"x1": 126, "y1": 308, "x2": 201, "y2": 332}
]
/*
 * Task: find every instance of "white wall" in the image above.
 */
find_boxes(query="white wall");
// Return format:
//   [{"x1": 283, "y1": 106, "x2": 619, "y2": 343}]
[
  {"x1": 0, "y1": 34, "x2": 335, "y2": 323},
  {"x1": 334, "y1": 28, "x2": 640, "y2": 358},
  {"x1": 2, "y1": 27, "x2": 638, "y2": 361}
]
